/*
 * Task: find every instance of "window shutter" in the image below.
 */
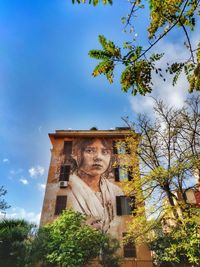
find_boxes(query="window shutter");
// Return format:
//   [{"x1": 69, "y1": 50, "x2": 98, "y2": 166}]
[
  {"x1": 125, "y1": 143, "x2": 131, "y2": 154},
  {"x1": 122, "y1": 197, "x2": 132, "y2": 215},
  {"x1": 114, "y1": 167, "x2": 120, "y2": 182},
  {"x1": 116, "y1": 196, "x2": 135, "y2": 216},
  {"x1": 123, "y1": 233, "x2": 136, "y2": 258},
  {"x1": 113, "y1": 141, "x2": 118, "y2": 154},
  {"x1": 116, "y1": 196, "x2": 122, "y2": 215},
  {"x1": 194, "y1": 191, "x2": 200, "y2": 204},
  {"x1": 54, "y1": 196, "x2": 67, "y2": 215},
  {"x1": 130, "y1": 196, "x2": 136, "y2": 214},
  {"x1": 128, "y1": 170, "x2": 132, "y2": 181},
  {"x1": 59, "y1": 165, "x2": 70, "y2": 181},
  {"x1": 63, "y1": 141, "x2": 72, "y2": 156}
]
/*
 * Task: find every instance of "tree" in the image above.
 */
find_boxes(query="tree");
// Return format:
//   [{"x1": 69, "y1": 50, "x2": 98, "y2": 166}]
[
  {"x1": 0, "y1": 219, "x2": 34, "y2": 267},
  {"x1": 99, "y1": 236, "x2": 120, "y2": 267},
  {"x1": 29, "y1": 209, "x2": 110, "y2": 267},
  {"x1": 27, "y1": 227, "x2": 53, "y2": 267},
  {"x1": 150, "y1": 217, "x2": 200, "y2": 266},
  {"x1": 0, "y1": 186, "x2": 10, "y2": 211},
  {"x1": 72, "y1": 0, "x2": 200, "y2": 96},
  {"x1": 120, "y1": 96, "x2": 200, "y2": 265}
]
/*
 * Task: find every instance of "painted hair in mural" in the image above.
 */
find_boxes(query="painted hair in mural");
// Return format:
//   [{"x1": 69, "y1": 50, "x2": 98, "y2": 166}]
[{"x1": 66, "y1": 138, "x2": 123, "y2": 232}]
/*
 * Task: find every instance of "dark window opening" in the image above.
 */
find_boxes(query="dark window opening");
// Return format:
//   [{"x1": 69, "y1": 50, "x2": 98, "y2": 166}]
[
  {"x1": 63, "y1": 141, "x2": 72, "y2": 156},
  {"x1": 123, "y1": 233, "x2": 136, "y2": 258},
  {"x1": 125, "y1": 143, "x2": 131, "y2": 154},
  {"x1": 113, "y1": 140, "x2": 118, "y2": 154},
  {"x1": 114, "y1": 167, "x2": 120, "y2": 182},
  {"x1": 59, "y1": 165, "x2": 70, "y2": 181},
  {"x1": 116, "y1": 196, "x2": 135, "y2": 215},
  {"x1": 55, "y1": 196, "x2": 67, "y2": 215},
  {"x1": 128, "y1": 170, "x2": 132, "y2": 181}
]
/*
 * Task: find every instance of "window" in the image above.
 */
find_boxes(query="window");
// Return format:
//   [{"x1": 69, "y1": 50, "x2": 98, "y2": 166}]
[
  {"x1": 114, "y1": 167, "x2": 120, "y2": 182},
  {"x1": 113, "y1": 140, "x2": 118, "y2": 154},
  {"x1": 114, "y1": 167, "x2": 132, "y2": 182},
  {"x1": 128, "y1": 170, "x2": 132, "y2": 181},
  {"x1": 63, "y1": 141, "x2": 72, "y2": 156},
  {"x1": 113, "y1": 141, "x2": 130, "y2": 155},
  {"x1": 116, "y1": 196, "x2": 135, "y2": 215},
  {"x1": 125, "y1": 144, "x2": 131, "y2": 154},
  {"x1": 118, "y1": 142, "x2": 126, "y2": 154},
  {"x1": 54, "y1": 196, "x2": 67, "y2": 215},
  {"x1": 59, "y1": 165, "x2": 70, "y2": 181},
  {"x1": 123, "y1": 233, "x2": 136, "y2": 258}
]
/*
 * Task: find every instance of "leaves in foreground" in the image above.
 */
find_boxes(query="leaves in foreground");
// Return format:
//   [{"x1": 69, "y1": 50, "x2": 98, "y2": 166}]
[
  {"x1": 73, "y1": 0, "x2": 200, "y2": 95},
  {"x1": 29, "y1": 210, "x2": 118, "y2": 267},
  {"x1": 72, "y1": 0, "x2": 112, "y2": 6}
]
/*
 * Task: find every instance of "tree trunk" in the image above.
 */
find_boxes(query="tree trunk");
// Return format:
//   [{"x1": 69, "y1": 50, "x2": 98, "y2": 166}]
[{"x1": 163, "y1": 184, "x2": 179, "y2": 219}]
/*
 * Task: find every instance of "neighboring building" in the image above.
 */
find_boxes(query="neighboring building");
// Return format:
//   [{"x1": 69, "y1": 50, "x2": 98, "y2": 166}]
[
  {"x1": 185, "y1": 189, "x2": 200, "y2": 207},
  {"x1": 40, "y1": 128, "x2": 152, "y2": 267}
]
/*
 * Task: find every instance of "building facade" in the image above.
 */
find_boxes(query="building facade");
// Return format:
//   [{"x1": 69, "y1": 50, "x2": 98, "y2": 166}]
[{"x1": 40, "y1": 128, "x2": 152, "y2": 267}]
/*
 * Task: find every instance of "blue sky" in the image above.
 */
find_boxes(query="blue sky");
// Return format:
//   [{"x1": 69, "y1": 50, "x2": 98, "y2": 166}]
[{"x1": 0, "y1": 0, "x2": 198, "y2": 224}]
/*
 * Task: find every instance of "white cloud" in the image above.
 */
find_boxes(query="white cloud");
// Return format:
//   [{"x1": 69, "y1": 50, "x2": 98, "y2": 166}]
[
  {"x1": 29, "y1": 165, "x2": 45, "y2": 178},
  {"x1": 19, "y1": 178, "x2": 29, "y2": 185},
  {"x1": 129, "y1": 38, "x2": 193, "y2": 117},
  {"x1": 9, "y1": 168, "x2": 23, "y2": 175},
  {"x1": 37, "y1": 183, "x2": 46, "y2": 192},
  {"x1": 6, "y1": 207, "x2": 41, "y2": 225},
  {"x1": 129, "y1": 95, "x2": 155, "y2": 115},
  {"x1": 2, "y1": 158, "x2": 9, "y2": 163}
]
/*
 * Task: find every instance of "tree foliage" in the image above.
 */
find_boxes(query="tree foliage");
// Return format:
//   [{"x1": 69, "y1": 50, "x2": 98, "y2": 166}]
[
  {"x1": 29, "y1": 209, "x2": 111, "y2": 267},
  {"x1": 0, "y1": 186, "x2": 10, "y2": 211},
  {"x1": 0, "y1": 211, "x2": 120, "y2": 267},
  {"x1": 0, "y1": 219, "x2": 34, "y2": 267},
  {"x1": 100, "y1": 236, "x2": 120, "y2": 267},
  {"x1": 27, "y1": 227, "x2": 53, "y2": 267},
  {"x1": 121, "y1": 96, "x2": 200, "y2": 265},
  {"x1": 150, "y1": 216, "x2": 200, "y2": 266},
  {"x1": 72, "y1": 0, "x2": 112, "y2": 5},
  {"x1": 72, "y1": 0, "x2": 200, "y2": 95}
]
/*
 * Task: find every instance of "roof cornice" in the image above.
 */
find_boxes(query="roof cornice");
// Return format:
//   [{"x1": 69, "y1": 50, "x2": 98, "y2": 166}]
[{"x1": 48, "y1": 129, "x2": 136, "y2": 143}]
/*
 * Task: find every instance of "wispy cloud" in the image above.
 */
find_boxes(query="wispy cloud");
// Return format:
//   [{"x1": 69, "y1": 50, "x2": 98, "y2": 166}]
[
  {"x1": 6, "y1": 207, "x2": 41, "y2": 225},
  {"x1": 129, "y1": 38, "x2": 192, "y2": 117},
  {"x1": 9, "y1": 168, "x2": 23, "y2": 175},
  {"x1": 29, "y1": 165, "x2": 45, "y2": 178},
  {"x1": 37, "y1": 183, "x2": 46, "y2": 192},
  {"x1": 8, "y1": 168, "x2": 24, "y2": 181},
  {"x1": 38, "y1": 126, "x2": 42, "y2": 133},
  {"x1": 19, "y1": 178, "x2": 29, "y2": 185},
  {"x1": 2, "y1": 158, "x2": 9, "y2": 163}
]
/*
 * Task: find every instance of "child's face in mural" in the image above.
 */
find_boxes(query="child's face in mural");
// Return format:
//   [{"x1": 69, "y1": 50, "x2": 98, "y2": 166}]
[{"x1": 80, "y1": 139, "x2": 111, "y2": 177}]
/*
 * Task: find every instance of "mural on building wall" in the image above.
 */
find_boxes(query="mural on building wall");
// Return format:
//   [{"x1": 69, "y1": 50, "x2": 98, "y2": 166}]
[{"x1": 63, "y1": 138, "x2": 124, "y2": 233}]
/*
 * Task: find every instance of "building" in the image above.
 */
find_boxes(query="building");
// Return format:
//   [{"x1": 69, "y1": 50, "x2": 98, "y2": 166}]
[{"x1": 40, "y1": 128, "x2": 152, "y2": 267}]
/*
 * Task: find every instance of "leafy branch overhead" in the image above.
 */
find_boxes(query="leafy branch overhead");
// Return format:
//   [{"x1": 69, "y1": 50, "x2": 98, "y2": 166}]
[
  {"x1": 72, "y1": 0, "x2": 112, "y2": 6},
  {"x1": 73, "y1": 0, "x2": 200, "y2": 95}
]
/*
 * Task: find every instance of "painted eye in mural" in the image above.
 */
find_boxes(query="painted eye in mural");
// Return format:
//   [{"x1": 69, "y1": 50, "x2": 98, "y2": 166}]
[
  {"x1": 102, "y1": 149, "x2": 111, "y2": 155},
  {"x1": 84, "y1": 147, "x2": 95, "y2": 154}
]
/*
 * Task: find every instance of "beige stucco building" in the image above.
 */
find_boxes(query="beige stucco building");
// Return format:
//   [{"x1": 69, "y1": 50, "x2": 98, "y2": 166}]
[{"x1": 40, "y1": 128, "x2": 153, "y2": 267}]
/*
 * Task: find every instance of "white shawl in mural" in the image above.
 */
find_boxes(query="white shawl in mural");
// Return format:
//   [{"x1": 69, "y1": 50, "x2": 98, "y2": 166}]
[{"x1": 68, "y1": 174, "x2": 123, "y2": 232}]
